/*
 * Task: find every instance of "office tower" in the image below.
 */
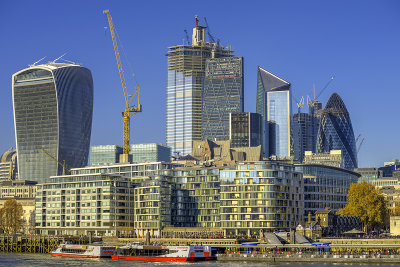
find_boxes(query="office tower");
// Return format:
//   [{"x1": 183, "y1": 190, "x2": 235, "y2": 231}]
[
  {"x1": 130, "y1": 143, "x2": 171, "y2": 163},
  {"x1": 202, "y1": 57, "x2": 244, "y2": 141},
  {"x1": 90, "y1": 145, "x2": 123, "y2": 166},
  {"x1": 230, "y1": 112, "x2": 262, "y2": 148},
  {"x1": 13, "y1": 63, "x2": 93, "y2": 183},
  {"x1": 317, "y1": 93, "x2": 357, "y2": 170},
  {"x1": 166, "y1": 17, "x2": 233, "y2": 156},
  {"x1": 256, "y1": 66, "x2": 291, "y2": 157},
  {"x1": 292, "y1": 111, "x2": 320, "y2": 162}
]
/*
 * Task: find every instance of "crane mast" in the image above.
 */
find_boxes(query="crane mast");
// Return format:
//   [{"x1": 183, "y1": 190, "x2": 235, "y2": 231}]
[{"x1": 103, "y1": 10, "x2": 142, "y2": 161}]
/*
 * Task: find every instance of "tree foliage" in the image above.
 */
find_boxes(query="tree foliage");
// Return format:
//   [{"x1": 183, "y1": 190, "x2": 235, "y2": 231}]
[
  {"x1": 0, "y1": 198, "x2": 23, "y2": 234},
  {"x1": 392, "y1": 205, "x2": 400, "y2": 216},
  {"x1": 340, "y1": 182, "x2": 389, "y2": 231}
]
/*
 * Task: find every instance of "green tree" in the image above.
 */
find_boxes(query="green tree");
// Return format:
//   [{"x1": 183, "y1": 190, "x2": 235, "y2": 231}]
[
  {"x1": 0, "y1": 198, "x2": 23, "y2": 234},
  {"x1": 340, "y1": 182, "x2": 389, "y2": 232}
]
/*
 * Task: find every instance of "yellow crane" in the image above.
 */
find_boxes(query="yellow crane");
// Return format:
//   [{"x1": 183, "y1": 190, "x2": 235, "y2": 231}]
[{"x1": 103, "y1": 10, "x2": 142, "y2": 161}]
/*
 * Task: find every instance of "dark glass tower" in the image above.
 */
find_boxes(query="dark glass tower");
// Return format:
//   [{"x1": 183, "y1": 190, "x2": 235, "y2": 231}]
[
  {"x1": 317, "y1": 93, "x2": 357, "y2": 170},
  {"x1": 292, "y1": 111, "x2": 320, "y2": 162},
  {"x1": 13, "y1": 63, "x2": 93, "y2": 183},
  {"x1": 256, "y1": 67, "x2": 291, "y2": 157},
  {"x1": 229, "y1": 112, "x2": 262, "y2": 148},
  {"x1": 202, "y1": 57, "x2": 244, "y2": 141}
]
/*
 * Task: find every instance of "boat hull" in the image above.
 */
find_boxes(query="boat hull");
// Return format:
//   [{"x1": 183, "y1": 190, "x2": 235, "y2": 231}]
[
  {"x1": 51, "y1": 253, "x2": 103, "y2": 258},
  {"x1": 111, "y1": 256, "x2": 216, "y2": 262}
]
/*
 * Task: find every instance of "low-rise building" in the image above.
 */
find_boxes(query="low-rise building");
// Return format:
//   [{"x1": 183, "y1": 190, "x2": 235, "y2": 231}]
[
  {"x1": 314, "y1": 208, "x2": 361, "y2": 236},
  {"x1": 0, "y1": 149, "x2": 17, "y2": 181},
  {"x1": 0, "y1": 180, "x2": 37, "y2": 198},
  {"x1": 0, "y1": 198, "x2": 35, "y2": 234},
  {"x1": 130, "y1": 143, "x2": 171, "y2": 163},
  {"x1": 390, "y1": 216, "x2": 400, "y2": 236},
  {"x1": 303, "y1": 150, "x2": 343, "y2": 168},
  {"x1": 192, "y1": 139, "x2": 262, "y2": 164},
  {"x1": 354, "y1": 167, "x2": 383, "y2": 184},
  {"x1": 90, "y1": 145, "x2": 123, "y2": 166},
  {"x1": 296, "y1": 164, "x2": 360, "y2": 219}
]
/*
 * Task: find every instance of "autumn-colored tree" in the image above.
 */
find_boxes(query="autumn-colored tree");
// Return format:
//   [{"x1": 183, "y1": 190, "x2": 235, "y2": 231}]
[
  {"x1": 340, "y1": 182, "x2": 389, "y2": 232},
  {"x1": 0, "y1": 198, "x2": 23, "y2": 234},
  {"x1": 392, "y1": 205, "x2": 400, "y2": 216}
]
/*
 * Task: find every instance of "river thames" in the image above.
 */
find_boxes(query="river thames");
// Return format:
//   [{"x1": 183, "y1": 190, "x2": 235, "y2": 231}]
[{"x1": 0, "y1": 254, "x2": 399, "y2": 267}]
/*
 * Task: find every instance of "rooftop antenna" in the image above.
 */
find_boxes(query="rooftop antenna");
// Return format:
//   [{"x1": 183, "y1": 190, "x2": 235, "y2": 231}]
[
  {"x1": 51, "y1": 53, "x2": 67, "y2": 63},
  {"x1": 60, "y1": 58, "x2": 80, "y2": 65},
  {"x1": 29, "y1": 56, "x2": 46, "y2": 67}
]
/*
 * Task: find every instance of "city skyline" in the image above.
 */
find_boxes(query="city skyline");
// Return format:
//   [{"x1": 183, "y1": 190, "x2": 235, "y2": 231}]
[{"x1": 0, "y1": 1, "x2": 399, "y2": 167}]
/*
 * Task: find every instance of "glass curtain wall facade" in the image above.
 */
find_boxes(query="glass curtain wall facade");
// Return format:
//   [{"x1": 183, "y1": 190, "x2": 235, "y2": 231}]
[
  {"x1": 166, "y1": 21, "x2": 232, "y2": 156},
  {"x1": 230, "y1": 112, "x2": 262, "y2": 148},
  {"x1": 292, "y1": 112, "x2": 319, "y2": 162},
  {"x1": 317, "y1": 93, "x2": 357, "y2": 170},
  {"x1": 202, "y1": 57, "x2": 244, "y2": 141},
  {"x1": 296, "y1": 164, "x2": 359, "y2": 219},
  {"x1": 256, "y1": 67, "x2": 291, "y2": 157},
  {"x1": 90, "y1": 145, "x2": 123, "y2": 166},
  {"x1": 13, "y1": 64, "x2": 93, "y2": 184},
  {"x1": 267, "y1": 91, "x2": 291, "y2": 157},
  {"x1": 130, "y1": 143, "x2": 171, "y2": 163}
]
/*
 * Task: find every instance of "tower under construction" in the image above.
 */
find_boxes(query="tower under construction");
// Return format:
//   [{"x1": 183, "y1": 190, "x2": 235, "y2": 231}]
[{"x1": 166, "y1": 16, "x2": 233, "y2": 156}]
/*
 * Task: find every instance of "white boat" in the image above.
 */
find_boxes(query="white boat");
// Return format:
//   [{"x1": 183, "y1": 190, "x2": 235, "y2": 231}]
[
  {"x1": 51, "y1": 244, "x2": 116, "y2": 258},
  {"x1": 112, "y1": 244, "x2": 216, "y2": 262}
]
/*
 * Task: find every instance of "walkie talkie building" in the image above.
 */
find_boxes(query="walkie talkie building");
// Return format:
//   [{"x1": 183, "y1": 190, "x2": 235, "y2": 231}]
[
  {"x1": 12, "y1": 63, "x2": 93, "y2": 184},
  {"x1": 317, "y1": 93, "x2": 357, "y2": 170}
]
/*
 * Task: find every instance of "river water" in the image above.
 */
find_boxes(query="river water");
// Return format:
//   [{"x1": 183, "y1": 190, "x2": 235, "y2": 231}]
[{"x1": 0, "y1": 254, "x2": 398, "y2": 267}]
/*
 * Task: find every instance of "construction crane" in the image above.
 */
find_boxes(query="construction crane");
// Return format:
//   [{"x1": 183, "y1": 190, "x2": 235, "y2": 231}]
[
  {"x1": 308, "y1": 75, "x2": 335, "y2": 109},
  {"x1": 355, "y1": 134, "x2": 362, "y2": 143},
  {"x1": 34, "y1": 143, "x2": 71, "y2": 174},
  {"x1": 357, "y1": 137, "x2": 365, "y2": 154},
  {"x1": 203, "y1": 17, "x2": 220, "y2": 46},
  {"x1": 184, "y1": 29, "x2": 190, "y2": 45},
  {"x1": 296, "y1": 96, "x2": 305, "y2": 113},
  {"x1": 103, "y1": 10, "x2": 142, "y2": 160}
]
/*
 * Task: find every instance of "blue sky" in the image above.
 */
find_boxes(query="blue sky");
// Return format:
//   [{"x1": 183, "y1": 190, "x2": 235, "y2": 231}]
[{"x1": 0, "y1": 1, "x2": 399, "y2": 167}]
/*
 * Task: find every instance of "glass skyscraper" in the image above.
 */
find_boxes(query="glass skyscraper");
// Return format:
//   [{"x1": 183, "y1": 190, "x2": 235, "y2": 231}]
[
  {"x1": 13, "y1": 63, "x2": 93, "y2": 183},
  {"x1": 229, "y1": 112, "x2": 262, "y2": 148},
  {"x1": 292, "y1": 111, "x2": 320, "y2": 162},
  {"x1": 256, "y1": 67, "x2": 291, "y2": 157},
  {"x1": 317, "y1": 93, "x2": 358, "y2": 170},
  {"x1": 166, "y1": 18, "x2": 232, "y2": 156},
  {"x1": 202, "y1": 57, "x2": 244, "y2": 141}
]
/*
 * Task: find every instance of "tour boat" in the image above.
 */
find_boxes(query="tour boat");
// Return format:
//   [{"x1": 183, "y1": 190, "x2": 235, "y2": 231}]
[
  {"x1": 51, "y1": 244, "x2": 116, "y2": 258},
  {"x1": 111, "y1": 243, "x2": 216, "y2": 262}
]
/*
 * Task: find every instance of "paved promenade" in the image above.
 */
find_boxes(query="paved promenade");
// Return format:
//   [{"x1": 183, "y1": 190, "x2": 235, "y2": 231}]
[{"x1": 218, "y1": 253, "x2": 400, "y2": 263}]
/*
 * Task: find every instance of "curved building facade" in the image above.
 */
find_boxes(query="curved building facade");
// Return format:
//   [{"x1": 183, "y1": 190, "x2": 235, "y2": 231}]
[
  {"x1": 12, "y1": 63, "x2": 93, "y2": 183},
  {"x1": 317, "y1": 93, "x2": 357, "y2": 170}
]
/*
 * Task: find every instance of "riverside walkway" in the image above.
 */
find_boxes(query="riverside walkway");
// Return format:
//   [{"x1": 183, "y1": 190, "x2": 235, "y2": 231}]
[{"x1": 218, "y1": 252, "x2": 400, "y2": 264}]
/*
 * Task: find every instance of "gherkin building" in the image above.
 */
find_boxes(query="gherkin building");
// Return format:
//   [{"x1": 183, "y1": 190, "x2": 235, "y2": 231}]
[{"x1": 317, "y1": 93, "x2": 357, "y2": 170}]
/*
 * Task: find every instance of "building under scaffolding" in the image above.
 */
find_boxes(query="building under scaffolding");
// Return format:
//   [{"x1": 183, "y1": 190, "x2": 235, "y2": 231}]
[{"x1": 166, "y1": 16, "x2": 233, "y2": 156}]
